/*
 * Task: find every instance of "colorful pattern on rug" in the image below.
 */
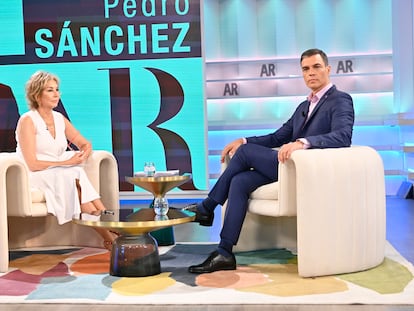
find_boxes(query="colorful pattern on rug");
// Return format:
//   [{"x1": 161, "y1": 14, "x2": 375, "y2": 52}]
[{"x1": 0, "y1": 243, "x2": 413, "y2": 305}]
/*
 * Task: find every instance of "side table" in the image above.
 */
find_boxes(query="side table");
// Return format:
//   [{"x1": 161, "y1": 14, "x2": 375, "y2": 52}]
[
  {"x1": 125, "y1": 174, "x2": 192, "y2": 246},
  {"x1": 73, "y1": 208, "x2": 195, "y2": 277}
]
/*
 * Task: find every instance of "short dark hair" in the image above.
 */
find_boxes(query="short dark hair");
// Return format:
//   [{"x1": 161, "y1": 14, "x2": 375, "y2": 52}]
[{"x1": 300, "y1": 48, "x2": 329, "y2": 66}]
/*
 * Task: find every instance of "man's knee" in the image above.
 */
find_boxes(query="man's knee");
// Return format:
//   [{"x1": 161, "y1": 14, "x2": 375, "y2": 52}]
[
  {"x1": 230, "y1": 173, "x2": 254, "y2": 193},
  {"x1": 234, "y1": 143, "x2": 257, "y2": 159}
]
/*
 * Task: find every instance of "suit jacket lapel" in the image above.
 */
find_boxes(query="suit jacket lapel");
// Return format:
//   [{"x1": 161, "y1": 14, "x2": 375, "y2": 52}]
[{"x1": 301, "y1": 101, "x2": 310, "y2": 129}]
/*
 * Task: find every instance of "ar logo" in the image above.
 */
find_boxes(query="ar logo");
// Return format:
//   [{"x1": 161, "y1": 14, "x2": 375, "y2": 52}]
[{"x1": 105, "y1": 67, "x2": 198, "y2": 191}]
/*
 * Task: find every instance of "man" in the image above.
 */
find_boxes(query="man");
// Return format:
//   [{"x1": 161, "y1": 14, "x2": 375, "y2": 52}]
[{"x1": 185, "y1": 48, "x2": 355, "y2": 273}]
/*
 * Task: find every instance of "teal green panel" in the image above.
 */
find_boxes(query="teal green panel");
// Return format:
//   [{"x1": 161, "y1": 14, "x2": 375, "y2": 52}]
[{"x1": 0, "y1": 0, "x2": 24, "y2": 55}]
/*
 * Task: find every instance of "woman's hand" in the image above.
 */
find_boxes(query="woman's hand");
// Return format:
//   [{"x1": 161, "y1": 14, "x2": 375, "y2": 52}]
[
  {"x1": 80, "y1": 142, "x2": 92, "y2": 159},
  {"x1": 66, "y1": 151, "x2": 88, "y2": 165}
]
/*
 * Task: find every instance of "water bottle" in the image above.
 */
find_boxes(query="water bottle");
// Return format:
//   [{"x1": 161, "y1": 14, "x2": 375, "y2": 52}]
[
  {"x1": 144, "y1": 162, "x2": 156, "y2": 177},
  {"x1": 153, "y1": 197, "x2": 169, "y2": 216}
]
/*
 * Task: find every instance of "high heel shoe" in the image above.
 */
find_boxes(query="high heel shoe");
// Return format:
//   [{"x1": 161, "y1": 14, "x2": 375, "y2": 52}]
[
  {"x1": 103, "y1": 240, "x2": 113, "y2": 251},
  {"x1": 102, "y1": 210, "x2": 115, "y2": 215}
]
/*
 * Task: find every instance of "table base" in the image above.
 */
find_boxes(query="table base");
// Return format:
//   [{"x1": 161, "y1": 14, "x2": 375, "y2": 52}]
[
  {"x1": 151, "y1": 227, "x2": 175, "y2": 246},
  {"x1": 110, "y1": 233, "x2": 161, "y2": 277}
]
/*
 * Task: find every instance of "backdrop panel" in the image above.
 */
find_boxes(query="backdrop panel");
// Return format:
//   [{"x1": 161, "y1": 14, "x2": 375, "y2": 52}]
[{"x1": 0, "y1": 0, "x2": 208, "y2": 192}]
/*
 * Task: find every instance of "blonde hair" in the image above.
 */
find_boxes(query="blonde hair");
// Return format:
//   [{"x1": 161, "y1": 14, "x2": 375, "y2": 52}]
[{"x1": 25, "y1": 71, "x2": 60, "y2": 109}]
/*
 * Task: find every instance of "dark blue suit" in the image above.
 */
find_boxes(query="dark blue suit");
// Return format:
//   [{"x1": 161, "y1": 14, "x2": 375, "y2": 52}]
[{"x1": 210, "y1": 85, "x2": 355, "y2": 246}]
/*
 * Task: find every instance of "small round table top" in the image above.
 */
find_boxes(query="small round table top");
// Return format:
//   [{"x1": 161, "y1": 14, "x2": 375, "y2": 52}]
[
  {"x1": 125, "y1": 174, "x2": 192, "y2": 196},
  {"x1": 73, "y1": 208, "x2": 195, "y2": 235}
]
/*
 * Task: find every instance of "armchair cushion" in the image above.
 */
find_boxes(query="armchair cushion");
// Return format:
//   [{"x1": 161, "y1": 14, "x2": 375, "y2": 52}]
[
  {"x1": 250, "y1": 182, "x2": 278, "y2": 200},
  {"x1": 31, "y1": 189, "x2": 45, "y2": 203}
]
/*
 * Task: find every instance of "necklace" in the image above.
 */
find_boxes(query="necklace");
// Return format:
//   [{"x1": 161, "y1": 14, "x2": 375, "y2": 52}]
[{"x1": 37, "y1": 110, "x2": 54, "y2": 131}]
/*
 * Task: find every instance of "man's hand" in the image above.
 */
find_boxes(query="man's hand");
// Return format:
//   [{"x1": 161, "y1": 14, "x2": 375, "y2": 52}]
[
  {"x1": 278, "y1": 141, "x2": 304, "y2": 163},
  {"x1": 220, "y1": 138, "x2": 244, "y2": 163}
]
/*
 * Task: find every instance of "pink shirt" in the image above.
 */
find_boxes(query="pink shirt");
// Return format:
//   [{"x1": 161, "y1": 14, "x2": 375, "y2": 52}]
[{"x1": 306, "y1": 83, "x2": 333, "y2": 118}]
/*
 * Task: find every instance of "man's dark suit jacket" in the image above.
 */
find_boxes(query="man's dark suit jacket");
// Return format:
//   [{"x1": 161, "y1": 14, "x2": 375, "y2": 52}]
[{"x1": 246, "y1": 85, "x2": 354, "y2": 148}]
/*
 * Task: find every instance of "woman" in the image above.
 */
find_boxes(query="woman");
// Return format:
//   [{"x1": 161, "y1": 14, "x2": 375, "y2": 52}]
[{"x1": 15, "y1": 70, "x2": 116, "y2": 250}]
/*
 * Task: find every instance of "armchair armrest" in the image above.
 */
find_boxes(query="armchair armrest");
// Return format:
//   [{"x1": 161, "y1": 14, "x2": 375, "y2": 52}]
[
  {"x1": 84, "y1": 150, "x2": 120, "y2": 211},
  {"x1": 291, "y1": 146, "x2": 386, "y2": 276},
  {"x1": 0, "y1": 153, "x2": 33, "y2": 217}
]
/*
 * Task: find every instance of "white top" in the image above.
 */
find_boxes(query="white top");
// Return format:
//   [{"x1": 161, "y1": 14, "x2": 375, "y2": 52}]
[{"x1": 16, "y1": 110, "x2": 100, "y2": 224}]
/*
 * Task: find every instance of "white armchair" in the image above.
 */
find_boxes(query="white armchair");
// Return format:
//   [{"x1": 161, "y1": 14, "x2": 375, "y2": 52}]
[
  {"x1": 0, "y1": 150, "x2": 120, "y2": 272},
  {"x1": 221, "y1": 146, "x2": 386, "y2": 277}
]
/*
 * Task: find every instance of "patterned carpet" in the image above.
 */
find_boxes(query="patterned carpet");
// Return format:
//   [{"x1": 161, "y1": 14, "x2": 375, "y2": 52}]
[{"x1": 0, "y1": 242, "x2": 413, "y2": 305}]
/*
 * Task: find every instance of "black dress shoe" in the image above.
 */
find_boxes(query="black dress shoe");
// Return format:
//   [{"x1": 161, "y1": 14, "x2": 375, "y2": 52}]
[
  {"x1": 188, "y1": 250, "x2": 236, "y2": 274},
  {"x1": 182, "y1": 203, "x2": 214, "y2": 226}
]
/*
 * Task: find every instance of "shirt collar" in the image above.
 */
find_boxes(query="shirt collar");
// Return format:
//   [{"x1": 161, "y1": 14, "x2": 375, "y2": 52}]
[{"x1": 307, "y1": 83, "x2": 333, "y2": 103}]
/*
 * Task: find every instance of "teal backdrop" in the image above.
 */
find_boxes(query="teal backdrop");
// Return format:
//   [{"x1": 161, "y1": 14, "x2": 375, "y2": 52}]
[{"x1": 0, "y1": 0, "x2": 208, "y2": 193}]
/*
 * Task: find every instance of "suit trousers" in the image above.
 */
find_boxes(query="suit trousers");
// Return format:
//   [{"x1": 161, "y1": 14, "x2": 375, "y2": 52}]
[{"x1": 209, "y1": 143, "x2": 279, "y2": 245}]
